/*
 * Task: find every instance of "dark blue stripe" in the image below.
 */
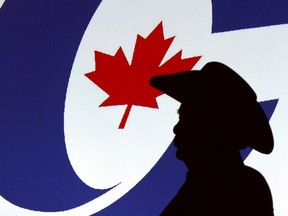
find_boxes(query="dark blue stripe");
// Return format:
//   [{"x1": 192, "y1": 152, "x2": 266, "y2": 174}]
[
  {"x1": 0, "y1": 0, "x2": 106, "y2": 211},
  {"x1": 212, "y1": 0, "x2": 288, "y2": 32}
]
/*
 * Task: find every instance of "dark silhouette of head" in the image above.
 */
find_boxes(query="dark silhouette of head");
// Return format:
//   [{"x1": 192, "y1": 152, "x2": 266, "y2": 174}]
[
  {"x1": 150, "y1": 62, "x2": 274, "y2": 215},
  {"x1": 151, "y1": 62, "x2": 273, "y2": 168}
]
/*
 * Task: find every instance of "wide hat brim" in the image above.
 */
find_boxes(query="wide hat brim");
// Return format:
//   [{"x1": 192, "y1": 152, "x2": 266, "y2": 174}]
[{"x1": 150, "y1": 62, "x2": 273, "y2": 154}]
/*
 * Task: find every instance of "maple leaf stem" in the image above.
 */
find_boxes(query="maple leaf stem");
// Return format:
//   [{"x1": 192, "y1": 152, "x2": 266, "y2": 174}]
[{"x1": 118, "y1": 104, "x2": 132, "y2": 129}]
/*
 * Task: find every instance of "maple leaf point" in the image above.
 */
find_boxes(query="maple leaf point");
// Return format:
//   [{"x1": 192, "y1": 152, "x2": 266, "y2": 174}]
[{"x1": 85, "y1": 22, "x2": 201, "y2": 129}]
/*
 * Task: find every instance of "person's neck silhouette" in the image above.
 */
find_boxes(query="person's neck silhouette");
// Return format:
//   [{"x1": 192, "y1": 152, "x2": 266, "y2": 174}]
[{"x1": 150, "y1": 62, "x2": 274, "y2": 216}]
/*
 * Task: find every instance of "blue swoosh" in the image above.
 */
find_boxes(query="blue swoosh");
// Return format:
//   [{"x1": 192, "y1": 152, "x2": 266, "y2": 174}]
[
  {"x1": 0, "y1": 0, "x2": 108, "y2": 211},
  {"x1": 212, "y1": 0, "x2": 288, "y2": 32}
]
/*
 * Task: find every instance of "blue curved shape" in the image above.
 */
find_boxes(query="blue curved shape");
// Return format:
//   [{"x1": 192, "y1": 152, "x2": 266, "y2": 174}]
[
  {"x1": 0, "y1": 0, "x2": 108, "y2": 211},
  {"x1": 212, "y1": 0, "x2": 288, "y2": 32}
]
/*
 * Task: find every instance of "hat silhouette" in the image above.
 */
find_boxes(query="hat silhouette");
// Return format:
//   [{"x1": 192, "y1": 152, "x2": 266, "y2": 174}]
[{"x1": 150, "y1": 62, "x2": 273, "y2": 154}]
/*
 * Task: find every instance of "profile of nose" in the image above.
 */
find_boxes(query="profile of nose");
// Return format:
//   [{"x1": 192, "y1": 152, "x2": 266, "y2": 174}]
[{"x1": 173, "y1": 122, "x2": 179, "y2": 135}]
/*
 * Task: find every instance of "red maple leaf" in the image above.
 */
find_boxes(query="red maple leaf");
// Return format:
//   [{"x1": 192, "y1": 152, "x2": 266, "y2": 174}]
[{"x1": 85, "y1": 22, "x2": 201, "y2": 129}]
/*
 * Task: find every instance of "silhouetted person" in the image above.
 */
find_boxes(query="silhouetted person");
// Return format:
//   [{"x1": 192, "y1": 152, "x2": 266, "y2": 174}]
[{"x1": 150, "y1": 62, "x2": 274, "y2": 216}]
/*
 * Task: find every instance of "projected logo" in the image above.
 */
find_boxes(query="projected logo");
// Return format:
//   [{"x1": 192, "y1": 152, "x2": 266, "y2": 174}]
[{"x1": 0, "y1": 0, "x2": 287, "y2": 215}]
